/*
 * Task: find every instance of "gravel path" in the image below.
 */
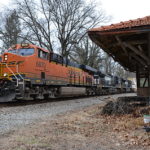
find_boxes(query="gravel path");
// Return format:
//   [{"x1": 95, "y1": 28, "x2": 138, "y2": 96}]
[{"x1": 0, "y1": 93, "x2": 136, "y2": 135}]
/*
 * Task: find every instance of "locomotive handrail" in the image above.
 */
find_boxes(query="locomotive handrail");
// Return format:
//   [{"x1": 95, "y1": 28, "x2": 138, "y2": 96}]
[
  {"x1": 16, "y1": 63, "x2": 25, "y2": 90},
  {"x1": 0, "y1": 63, "x2": 2, "y2": 77},
  {"x1": 5, "y1": 63, "x2": 19, "y2": 86},
  {"x1": 1, "y1": 61, "x2": 24, "y2": 81},
  {"x1": 16, "y1": 64, "x2": 24, "y2": 80}
]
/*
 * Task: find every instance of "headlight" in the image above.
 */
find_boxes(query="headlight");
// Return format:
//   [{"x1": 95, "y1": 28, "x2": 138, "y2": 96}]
[
  {"x1": 21, "y1": 43, "x2": 29, "y2": 47},
  {"x1": 3, "y1": 73, "x2": 8, "y2": 77},
  {"x1": 4, "y1": 54, "x2": 8, "y2": 61}
]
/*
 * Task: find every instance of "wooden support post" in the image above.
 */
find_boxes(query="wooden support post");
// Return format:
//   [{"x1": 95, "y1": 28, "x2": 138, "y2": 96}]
[
  {"x1": 148, "y1": 32, "x2": 150, "y2": 97},
  {"x1": 136, "y1": 65, "x2": 140, "y2": 89}
]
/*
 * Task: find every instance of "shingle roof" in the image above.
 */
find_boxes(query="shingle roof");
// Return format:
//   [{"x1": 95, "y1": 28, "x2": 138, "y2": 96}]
[{"x1": 89, "y1": 16, "x2": 150, "y2": 32}]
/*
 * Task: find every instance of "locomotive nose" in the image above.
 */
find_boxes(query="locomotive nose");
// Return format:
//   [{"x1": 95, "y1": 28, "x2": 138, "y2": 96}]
[{"x1": 0, "y1": 52, "x2": 25, "y2": 79}]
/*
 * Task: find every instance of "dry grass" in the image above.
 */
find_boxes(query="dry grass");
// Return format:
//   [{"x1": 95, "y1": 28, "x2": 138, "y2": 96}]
[{"x1": 0, "y1": 98, "x2": 150, "y2": 150}]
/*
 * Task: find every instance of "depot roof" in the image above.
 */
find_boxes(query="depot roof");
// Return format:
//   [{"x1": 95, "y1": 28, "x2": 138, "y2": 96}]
[{"x1": 88, "y1": 16, "x2": 150, "y2": 72}]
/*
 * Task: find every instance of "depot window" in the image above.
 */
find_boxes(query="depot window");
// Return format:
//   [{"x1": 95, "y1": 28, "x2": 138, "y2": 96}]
[{"x1": 140, "y1": 78, "x2": 148, "y2": 88}]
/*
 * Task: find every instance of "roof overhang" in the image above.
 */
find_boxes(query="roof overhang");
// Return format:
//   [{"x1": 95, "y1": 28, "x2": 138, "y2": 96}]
[{"x1": 88, "y1": 16, "x2": 150, "y2": 73}]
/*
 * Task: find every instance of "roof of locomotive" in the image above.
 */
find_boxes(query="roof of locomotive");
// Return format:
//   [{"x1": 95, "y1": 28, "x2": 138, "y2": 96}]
[
  {"x1": 8, "y1": 44, "x2": 50, "y2": 53},
  {"x1": 6, "y1": 43, "x2": 98, "y2": 74},
  {"x1": 80, "y1": 64, "x2": 97, "y2": 73}
]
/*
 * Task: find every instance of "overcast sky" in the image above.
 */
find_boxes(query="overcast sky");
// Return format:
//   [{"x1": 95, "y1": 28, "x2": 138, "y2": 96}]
[
  {"x1": 0, "y1": 0, "x2": 149, "y2": 24},
  {"x1": 100, "y1": 0, "x2": 150, "y2": 24}
]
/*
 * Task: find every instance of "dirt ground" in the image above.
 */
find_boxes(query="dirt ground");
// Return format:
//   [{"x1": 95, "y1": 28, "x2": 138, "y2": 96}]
[{"x1": 0, "y1": 97, "x2": 150, "y2": 150}]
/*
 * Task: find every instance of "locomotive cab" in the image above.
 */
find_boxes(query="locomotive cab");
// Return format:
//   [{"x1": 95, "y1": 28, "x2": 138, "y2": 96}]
[
  {"x1": 0, "y1": 44, "x2": 38, "y2": 80},
  {"x1": 0, "y1": 43, "x2": 51, "y2": 101},
  {"x1": 3, "y1": 44, "x2": 35, "y2": 60}
]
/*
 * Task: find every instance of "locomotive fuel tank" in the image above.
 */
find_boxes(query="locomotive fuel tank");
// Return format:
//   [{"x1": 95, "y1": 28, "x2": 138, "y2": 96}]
[{"x1": 59, "y1": 87, "x2": 86, "y2": 96}]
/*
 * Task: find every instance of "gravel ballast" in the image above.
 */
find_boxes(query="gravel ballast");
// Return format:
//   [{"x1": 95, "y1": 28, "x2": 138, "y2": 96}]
[{"x1": 0, "y1": 93, "x2": 136, "y2": 134}]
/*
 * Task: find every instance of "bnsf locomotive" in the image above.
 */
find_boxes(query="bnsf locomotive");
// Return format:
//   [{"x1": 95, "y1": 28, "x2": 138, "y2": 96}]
[{"x1": 0, "y1": 44, "x2": 133, "y2": 102}]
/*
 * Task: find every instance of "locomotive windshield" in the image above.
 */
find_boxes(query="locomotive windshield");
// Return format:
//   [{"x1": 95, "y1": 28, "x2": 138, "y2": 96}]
[{"x1": 9, "y1": 48, "x2": 34, "y2": 56}]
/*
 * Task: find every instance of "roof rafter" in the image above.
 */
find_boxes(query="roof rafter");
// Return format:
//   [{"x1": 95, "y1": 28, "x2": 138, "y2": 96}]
[
  {"x1": 123, "y1": 42, "x2": 149, "y2": 64},
  {"x1": 115, "y1": 36, "x2": 128, "y2": 55}
]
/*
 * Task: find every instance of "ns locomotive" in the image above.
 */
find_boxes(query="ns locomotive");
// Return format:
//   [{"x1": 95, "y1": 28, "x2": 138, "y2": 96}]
[{"x1": 0, "y1": 44, "x2": 133, "y2": 102}]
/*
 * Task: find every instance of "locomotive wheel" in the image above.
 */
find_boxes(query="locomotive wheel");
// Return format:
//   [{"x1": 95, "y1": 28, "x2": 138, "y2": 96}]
[{"x1": 43, "y1": 94, "x2": 49, "y2": 99}]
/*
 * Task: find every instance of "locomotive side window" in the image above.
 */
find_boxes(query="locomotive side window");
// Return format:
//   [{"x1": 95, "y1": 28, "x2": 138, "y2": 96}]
[
  {"x1": 50, "y1": 53, "x2": 63, "y2": 65},
  {"x1": 38, "y1": 49, "x2": 48, "y2": 59}
]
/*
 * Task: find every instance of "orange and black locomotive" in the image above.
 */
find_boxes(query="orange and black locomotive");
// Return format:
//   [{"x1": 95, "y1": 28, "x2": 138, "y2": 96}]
[
  {"x1": 0, "y1": 44, "x2": 97, "y2": 102},
  {"x1": 0, "y1": 43, "x2": 134, "y2": 102}
]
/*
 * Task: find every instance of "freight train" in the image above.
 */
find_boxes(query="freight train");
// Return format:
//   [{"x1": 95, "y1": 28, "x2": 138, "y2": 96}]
[{"x1": 0, "y1": 44, "x2": 133, "y2": 102}]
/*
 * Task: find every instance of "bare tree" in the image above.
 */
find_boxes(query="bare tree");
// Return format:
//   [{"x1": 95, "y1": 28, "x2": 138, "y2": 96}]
[
  {"x1": 48, "y1": 0, "x2": 107, "y2": 57},
  {"x1": 14, "y1": 0, "x2": 108, "y2": 56},
  {"x1": 101, "y1": 54, "x2": 114, "y2": 74},
  {"x1": 0, "y1": 10, "x2": 21, "y2": 49},
  {"x1": 14, "y1": 0, "x2": 54, "y2": 51},
  {"x1": 114, "y1": 64, "x2": 129, "y2": 79},
  {"x1": 70, "y1": 35, "x2": 104, "y2": 69},
  {"x1": 101, "y1": 53, "x2": 129, "y2": 78}
]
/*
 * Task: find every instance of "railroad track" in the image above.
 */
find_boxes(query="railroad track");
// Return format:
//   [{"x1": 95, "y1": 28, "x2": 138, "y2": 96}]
[
  {"x1": 0, "y1": 95, "x2": 94, "y2": 108},
  {"x1": 0, "y1": 93, "x2": 135, "y2": 108}
]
